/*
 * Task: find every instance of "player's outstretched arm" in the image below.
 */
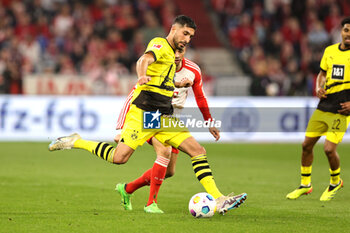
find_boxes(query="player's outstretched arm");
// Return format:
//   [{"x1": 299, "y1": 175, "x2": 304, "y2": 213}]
[
  {"x1": 190, "y1": 68, "x2": 219, "y2": 141},
  {"x1": 136, "y1": 52, "x2": 155, "y2": 85}
]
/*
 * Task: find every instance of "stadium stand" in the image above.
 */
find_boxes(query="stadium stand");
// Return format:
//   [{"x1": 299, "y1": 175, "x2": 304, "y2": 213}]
[
  {"x1": 209, "y1": 0, "x2": 350, "y2": 96},
  {"x1": 0, "y1": 0, "x2": 348, "y2": 96},
  {"x1": 0, "y1": 0, "x2": 169, "y2": 94}
]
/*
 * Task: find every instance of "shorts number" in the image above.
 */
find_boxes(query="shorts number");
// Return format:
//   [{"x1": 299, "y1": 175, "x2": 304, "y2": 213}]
[{"x1": 332, "y1": 119, "x2": 340, "y2": 130}]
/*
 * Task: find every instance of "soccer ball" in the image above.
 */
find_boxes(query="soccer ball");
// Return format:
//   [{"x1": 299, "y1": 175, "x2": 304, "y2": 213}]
[{"x1": 188, "y1": 192, "x2": 216, "y2": 218}]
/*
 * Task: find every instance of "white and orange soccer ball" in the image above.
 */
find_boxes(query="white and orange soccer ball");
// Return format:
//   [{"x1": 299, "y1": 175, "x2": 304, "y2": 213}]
[{"x1": 188, "y1": 192, "x2": 216, "y2": 218}]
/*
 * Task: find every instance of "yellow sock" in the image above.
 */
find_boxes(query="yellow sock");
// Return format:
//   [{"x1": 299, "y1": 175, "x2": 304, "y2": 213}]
[
  {"x1": 191, "y1": 154, "x2": 223, "y2": 199},
  {"x1": 301, "y1": 166, "x2": 312, "y2": 186},
  {"x1": 199, "y1": 176, "x2": 223, "y2": 199},
  {"x1": 74, "y1": 139, "x2": 98, "y2": 152},
  {"x1": 330, "y1": 168, "x2": 340, "y2": 186},
  {"x1": 74, "y1": 139, "x2": 115, "y2": 163}
]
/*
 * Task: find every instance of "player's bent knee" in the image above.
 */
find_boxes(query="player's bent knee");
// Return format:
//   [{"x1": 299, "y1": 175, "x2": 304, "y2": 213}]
[
  {"x1": 324, "y1": 146, "x2": 336, "y2": 157},
  {"x1": 324, "y1": 141, "x2": 337, "y2": 157},
  {"x1": 302, "y1": 141, "x2": 313, "y2": 153}
]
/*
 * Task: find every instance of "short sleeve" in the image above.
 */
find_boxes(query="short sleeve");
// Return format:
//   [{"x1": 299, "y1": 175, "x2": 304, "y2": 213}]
[
  {"x1": 145, "y1": 38, "x2": 166, "y2": 62},
  {"x1": 320, "y1": 47, "x2": 328, "y2": 72}
]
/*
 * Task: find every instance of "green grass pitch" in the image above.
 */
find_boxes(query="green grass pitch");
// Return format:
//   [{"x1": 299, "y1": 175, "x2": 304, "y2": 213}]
[{"x1": 1, "y1": 142, "x2": 350, "y2": 233}]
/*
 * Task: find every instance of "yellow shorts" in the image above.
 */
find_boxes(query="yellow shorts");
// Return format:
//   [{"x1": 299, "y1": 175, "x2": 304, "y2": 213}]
[
  {"x1": 120, "y1": 104, "x2": 192, "y2": 150},
  {"x1": 305, "y1": 109, "x2": 350, "y2": 144}
]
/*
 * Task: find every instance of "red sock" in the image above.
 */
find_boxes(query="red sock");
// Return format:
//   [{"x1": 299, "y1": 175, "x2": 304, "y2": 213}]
[
  {"x1": 147, "y1": 156, "x2": 170, "y2": 206},
  {"x1": 125, "y1": 169, "x2": 152, "y2": 194}
]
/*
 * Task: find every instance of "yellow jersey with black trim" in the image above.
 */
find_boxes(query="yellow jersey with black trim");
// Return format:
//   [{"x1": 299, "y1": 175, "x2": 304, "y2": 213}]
[
  {"x1": 318, "y1": 43, "x2": 350, "y2": 114},
  {"x1": 132, "y1": 37, "x2": 176, "y2": 115}
]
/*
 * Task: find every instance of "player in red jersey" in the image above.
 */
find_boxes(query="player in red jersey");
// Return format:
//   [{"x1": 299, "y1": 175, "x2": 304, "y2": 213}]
[{"x1": 115, "y1": 47, "x2": 222, "y2": 211}]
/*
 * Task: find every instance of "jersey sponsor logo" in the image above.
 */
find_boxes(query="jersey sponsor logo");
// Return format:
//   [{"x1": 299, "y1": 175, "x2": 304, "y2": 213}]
[
  {"x1": 331, "y1": 65, "x2": 345, "y2": 80},
  {"x1": 143, "y1": 110, "x2": 161, "y2": 129},
  {"x1": 152, "y1": 44, "x2": 163, "y2": 50}
]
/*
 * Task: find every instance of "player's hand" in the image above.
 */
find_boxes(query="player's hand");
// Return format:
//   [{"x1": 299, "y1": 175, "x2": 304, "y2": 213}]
[
  {"x1": 114, "y1": 134, "x2": 121, "y2": 143},
  {"x1": 338, "y1": 102, "x2": 350, "y2": 115},
  {"x1": 175, "y1": 78, "x2": 193, "y2": 88},
  {"x1": 138, "y1": 75, "x2": 151, "y2": 85},
  {"x1": 316, "y1": 87, "x2": 327, "y2": 99},
  {"x1": 209, "y1": 127, "x2": 220, "y2": 141}
]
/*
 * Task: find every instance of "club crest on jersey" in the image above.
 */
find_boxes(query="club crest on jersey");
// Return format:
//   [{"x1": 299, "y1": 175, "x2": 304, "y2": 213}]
[
  {"x1": 143, "y1": 110, "x2": 161, "y2": 129},
  {"x1": 152, "y1": 44, "x2": 162, "y2": 50}
]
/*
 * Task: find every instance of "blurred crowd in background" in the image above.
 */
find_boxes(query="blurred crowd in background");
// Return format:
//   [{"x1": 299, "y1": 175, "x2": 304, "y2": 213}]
[
  {"x1": 0, "y1": 0, "x2": 176, "y2": 94},
  {"x1": 212, "y1": 0, "x2": 349, "y2": 96},
  {"x1": 0, "y1": 0, "x2": 348, "y2": 96}
]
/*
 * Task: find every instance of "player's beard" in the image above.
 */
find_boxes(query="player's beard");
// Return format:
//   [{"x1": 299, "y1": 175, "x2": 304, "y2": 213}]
[
  {"x1": 173, "y1": 36, "x2": 186, "y2": 50},
  {"x1": 344, "y1": 41, "x2": 350, "y2": 49}
]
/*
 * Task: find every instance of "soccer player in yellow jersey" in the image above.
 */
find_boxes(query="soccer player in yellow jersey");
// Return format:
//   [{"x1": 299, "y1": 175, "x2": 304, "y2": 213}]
[
  {"x1": 286, "y1": 17, "x2": 350, "y2": 201},
  {"x1": 49, "y1": 15, "x2": 247, "y2": 214}
]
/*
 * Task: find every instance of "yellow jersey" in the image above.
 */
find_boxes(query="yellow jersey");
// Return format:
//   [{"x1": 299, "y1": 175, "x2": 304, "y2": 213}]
[
  {"x1": 318, "y1": 43, "x2": 350, "y2": 113},
  {"x1": 132, "y1": 37, "x2": 176, "y2": 114}
]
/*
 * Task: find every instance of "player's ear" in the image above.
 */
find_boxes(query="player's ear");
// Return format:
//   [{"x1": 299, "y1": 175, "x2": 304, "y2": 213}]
[{"x1": 170, "y1": 23, "x2": 180, "y2": 32}]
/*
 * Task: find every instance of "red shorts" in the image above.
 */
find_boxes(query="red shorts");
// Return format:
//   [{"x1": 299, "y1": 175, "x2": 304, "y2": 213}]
[{"x1": 146, "y1": 137, "x2": 179, "y2": 154}]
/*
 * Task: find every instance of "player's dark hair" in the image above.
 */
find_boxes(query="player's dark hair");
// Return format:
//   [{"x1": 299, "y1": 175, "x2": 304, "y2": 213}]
[
  {"x1": 341, "y1": 17, "x2": 350, "y2": 27},
  {"x1": 173, "y1": 15, "x2": 197, "y2": 30}
]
